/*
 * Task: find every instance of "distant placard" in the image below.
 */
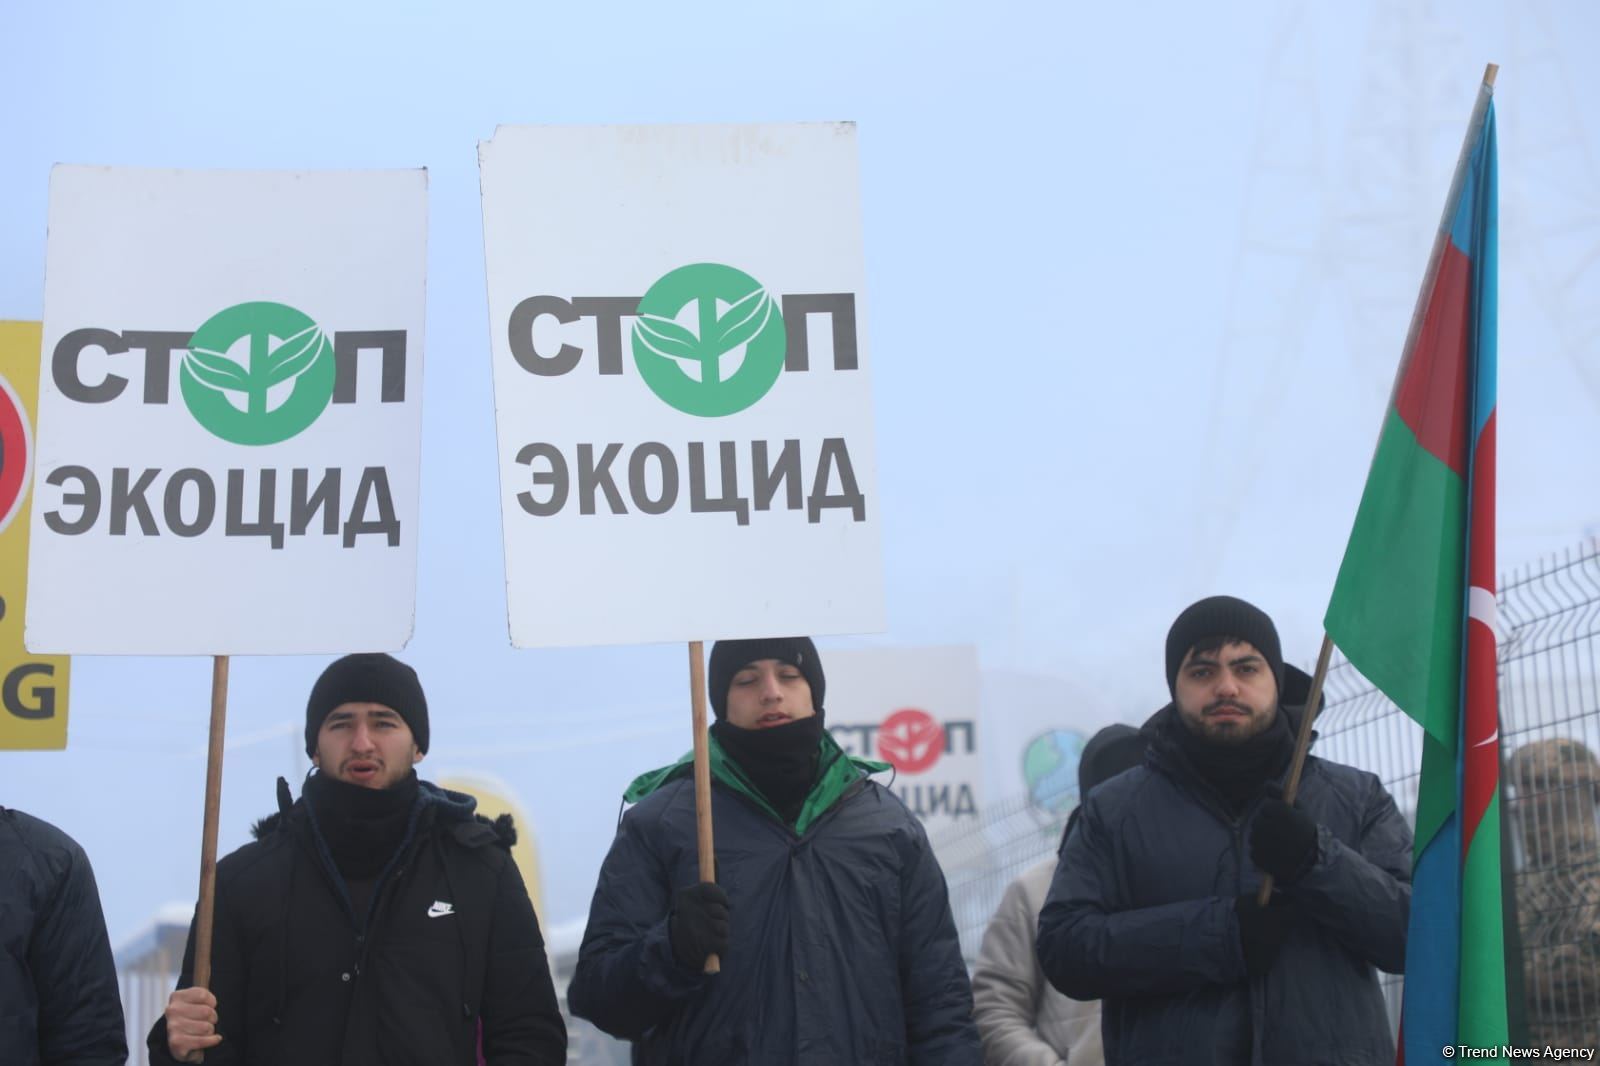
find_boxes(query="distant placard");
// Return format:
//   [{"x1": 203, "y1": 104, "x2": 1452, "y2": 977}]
[
  {"x1": 479, "y1": 124, "x2": 884, "y2": 647},
  {"x1": 26, "y1": 166, "x2": 428, "y2": 655},
  {"x1": 826, "y1": 645, "x2": 983, "y2": 843},
  {"x1": 0, "y1": 322, "x2": 70, "y2": 748}
]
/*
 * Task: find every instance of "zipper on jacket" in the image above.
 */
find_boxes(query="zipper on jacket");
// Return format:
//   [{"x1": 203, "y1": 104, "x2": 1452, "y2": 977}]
[
  {"x1": 356, "y1": 862, "x2": 408, "y2": 976},
  {"x1": 1232, "y1": 822, "x2": 1246, "y2": 893}
]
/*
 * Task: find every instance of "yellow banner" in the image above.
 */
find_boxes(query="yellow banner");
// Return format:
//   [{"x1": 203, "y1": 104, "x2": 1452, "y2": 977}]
[{"x1": 0, "y1": 322, "x2": 70, "y2": 749}]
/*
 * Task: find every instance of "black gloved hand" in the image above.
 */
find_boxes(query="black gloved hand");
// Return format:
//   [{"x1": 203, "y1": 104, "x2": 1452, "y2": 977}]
[
  {"x1": 1235, "y1": 894, "x2": 1292, "y2": 976},
  {"x1": 1250, "y1": 796, "x2": 1319, "y2": 883},
  {"x1": 669, "y1": 882, "x2": 730, "y2": 970}
]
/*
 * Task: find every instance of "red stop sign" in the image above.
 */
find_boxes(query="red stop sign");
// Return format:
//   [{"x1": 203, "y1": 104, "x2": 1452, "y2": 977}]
[
  {"x1": 877, "y1": 708, "x2": 944, "y2": 775},
  {"x1": 0, "y1": 375, "x2": 31, "y2": 535}
]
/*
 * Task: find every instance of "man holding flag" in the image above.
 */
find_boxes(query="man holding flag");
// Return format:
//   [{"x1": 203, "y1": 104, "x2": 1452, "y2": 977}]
[{"x1": 1036, "y1": 596, "x2": 1412, "y2": 1065}]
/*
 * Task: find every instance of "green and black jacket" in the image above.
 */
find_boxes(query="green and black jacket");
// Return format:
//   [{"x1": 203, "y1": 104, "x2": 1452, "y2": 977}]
[{"x1": 569, "y1": 731, "x2": 982, "y2": 1065}]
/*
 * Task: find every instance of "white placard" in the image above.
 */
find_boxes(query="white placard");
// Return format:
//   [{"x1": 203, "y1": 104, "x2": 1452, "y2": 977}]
[
  {"x1": 479, "y1": 124, "x2": 884, "y2": 647},
  {"x1": 26, "y1": 166, "x2": 427, "y2": 655},
  {"x1": 826, "y1": 645, "x2": 983, "y2": 840}
]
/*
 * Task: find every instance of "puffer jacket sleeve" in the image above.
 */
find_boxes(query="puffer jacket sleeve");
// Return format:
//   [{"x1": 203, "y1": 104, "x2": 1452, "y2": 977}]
[
  {"x1": 29, "y1": 829, "x2": 127, "y2": 1066},
  {"x1": 897, "y1": 817, "x2": 982, "y2": 1065},
  {"x1": 566, "y1": 804, "x2": 705, "y2": 1040},
  {"x1": 1037, "y1": 793, "x2": 1244, "y2": 1001},
  {"x1": 971, "y1": 867, "x2": 1066, "y2": 1066},
  {"x1": 480, "y1": 851, "x2": 567, "y2": 1065},
  {"x1": 1281, "y1": 773, "x2": 1412, "y2": 974}
]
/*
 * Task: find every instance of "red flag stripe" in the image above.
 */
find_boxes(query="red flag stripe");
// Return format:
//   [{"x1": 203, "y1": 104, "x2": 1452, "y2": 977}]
[
  {"x1": 1460, "y1": 409, "x2": 1498, "y2": 844},
  {"x1": 1394, "y1": 241, "x2": 1473, "y2": 477},
  {"x1": 1461, "y1": 616, "x2": 1499, "y2": 843}
]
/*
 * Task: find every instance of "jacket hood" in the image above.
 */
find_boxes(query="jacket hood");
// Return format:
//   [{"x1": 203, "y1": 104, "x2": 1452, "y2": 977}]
[
  {"x1": 251, "y1": 776, "x2": 514, "y2": 847},
  {"x1": 418, "y1": 779, "x2": 481, "y2": 822}
]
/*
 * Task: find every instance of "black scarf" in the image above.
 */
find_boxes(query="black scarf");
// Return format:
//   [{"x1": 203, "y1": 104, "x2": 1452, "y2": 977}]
[
  {"x1": 711, "y1": 715, "x2": 825, "y2": 826},
  {"x1": 303, "y1": 769, "x2": 420, "y2": 881},
  {"x1": 1168, "y1": 706, "x2": 1294, "y2": 814}
]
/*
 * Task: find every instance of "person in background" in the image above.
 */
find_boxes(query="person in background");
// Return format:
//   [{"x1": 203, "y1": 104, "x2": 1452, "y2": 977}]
[
  {"x1": 0, "y1": 805, "x2": 127, "y2": 1066},
  {"x1": 972, "y1": 723, "x2": 1147, "y2": 1065},
  {"x1": 1511, "y1": 737, "x2": 1600, "y2": 1051}
]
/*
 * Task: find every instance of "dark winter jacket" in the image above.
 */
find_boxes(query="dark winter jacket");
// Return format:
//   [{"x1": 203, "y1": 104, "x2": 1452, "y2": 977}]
[
  {"x1": 146, "y1": 778, "x2": 565, "y2": 1066},
  {"x1": 1036, "y1": 702, "x2": 1412, "y2": 1066},
  {"x1": 0, "y1": 807, "x2": 127, "y2": 1066},
  {"x1": 567, "y1": 732, "x2": 981, "y2": 1065}
]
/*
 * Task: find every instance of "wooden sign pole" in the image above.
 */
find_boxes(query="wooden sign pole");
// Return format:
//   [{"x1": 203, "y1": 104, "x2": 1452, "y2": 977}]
[
  {"x1": 1257, "y1": 634, "x2": 1334, "y2": 906},
  {"x1": 688, "y1": 641, "x2": 721, "y2": 974},
  {"x1": 192, "y1": 654, "x2": 230, "y2": 990}
]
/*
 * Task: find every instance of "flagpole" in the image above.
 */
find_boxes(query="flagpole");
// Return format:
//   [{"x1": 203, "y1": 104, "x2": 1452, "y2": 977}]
[
  {"x1": 688, "y1": 640, "x2": 721, "y2": 974},
  {"x1": 1257, "y1": 634, "x2": 1334, "y2": 906},
  {"x1": 1454, "y1": 59, "x2": 1507, "y2": 1050}
]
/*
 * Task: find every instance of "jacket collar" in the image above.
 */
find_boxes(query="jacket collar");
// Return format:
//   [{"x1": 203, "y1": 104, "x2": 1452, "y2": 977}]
[
  {"x1": 1141, "y1": 696, "x2": 1316, "y2": 820},
  {"x1": 252, "y1": 775, "x2": 480, "y2": 840},
  {"x1": 623, "y1": 729, "x2": 890, "y2": 835}
]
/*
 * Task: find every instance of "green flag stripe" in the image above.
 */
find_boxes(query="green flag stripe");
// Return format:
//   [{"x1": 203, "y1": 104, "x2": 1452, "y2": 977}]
[
  {"x1": 1413, "y1": 732, "x2": 1456, "y2": 860},
  {"x1": 1459, "y1": 792, "x2": 1509, "y2": 1046},
  {"x1": 1325, "y1": 407, "x2": 1465, "y2": 747}
]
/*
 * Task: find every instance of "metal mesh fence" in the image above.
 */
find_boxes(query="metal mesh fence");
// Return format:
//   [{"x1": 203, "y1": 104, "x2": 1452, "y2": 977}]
[
  {"x1": 935, "y1": 538, "x2": 1600, "y2": 1048},
  {"x1": 938, "y1": 790, "x2": 1077, "y2": 965},
  {"x1": 1497, "y1": 542, "x2": 1600, "y2": 1050}
]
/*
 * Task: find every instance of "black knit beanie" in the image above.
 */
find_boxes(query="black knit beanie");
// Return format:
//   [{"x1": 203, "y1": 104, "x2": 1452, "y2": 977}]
[
  {"x1": 708, "y1": 637, "x2": 825, "y2": 720},
  {"x1": 305, "y1": 653, "x2": 429, "y2": 756},
  {"x1": 1164, "y1": 596, "x2": 1283, "y2": 697},
  {"x1": 1078, "y1": 723, "x2": 1147, "y2": 799}
]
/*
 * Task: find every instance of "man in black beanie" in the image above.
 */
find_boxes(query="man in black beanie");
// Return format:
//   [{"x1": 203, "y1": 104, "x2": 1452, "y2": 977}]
[
  {"x1": 152, "y1": 653, "x2": 565, "y2": 1066},
  {"x1": 570, "y1": 636, "x2": 982, "y2": 1064},
  {"x1": 1037, "y1": 596, "x2": 1413, "y2": 1066}
]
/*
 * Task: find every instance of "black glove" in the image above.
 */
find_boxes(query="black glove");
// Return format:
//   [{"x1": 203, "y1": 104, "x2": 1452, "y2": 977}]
[
  {"x1": 1234, "y1": 894, "x2": 1292, "y2": 976},
  {"x1": 669, "y1": 882, "x2": 730, "y2": 970},
  {"x1": 1250, "y1": 796, "x2": 1319, "y2": 883}
]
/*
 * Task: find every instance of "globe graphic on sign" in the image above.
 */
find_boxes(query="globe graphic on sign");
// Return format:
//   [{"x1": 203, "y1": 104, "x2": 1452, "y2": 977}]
[{"x1": 1022, "y1": 729, "x2": 1087, "y2": 821}]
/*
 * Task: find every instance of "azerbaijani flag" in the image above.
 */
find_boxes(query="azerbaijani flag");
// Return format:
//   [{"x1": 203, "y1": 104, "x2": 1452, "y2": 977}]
[{"x1": 1322, "y1": 68, "x2": 1503, "y2": 1061}]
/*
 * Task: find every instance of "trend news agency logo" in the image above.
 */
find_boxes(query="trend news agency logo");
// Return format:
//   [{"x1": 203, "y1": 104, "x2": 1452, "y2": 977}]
[
  {"x1": 180, "y1": 301, "x2": 335, "y2": 446},
  {"x1": 631, "y1": 263, "x2": 786, "y2": 418}
]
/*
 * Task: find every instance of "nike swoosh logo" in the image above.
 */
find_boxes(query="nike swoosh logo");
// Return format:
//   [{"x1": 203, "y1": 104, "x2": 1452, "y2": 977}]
[
  {"x1": 1473, "y1": 730, "x2": 1499, "y2": 748},
  {"x1": 427, "y1": 902, "x2": 454, "y2": 918}
]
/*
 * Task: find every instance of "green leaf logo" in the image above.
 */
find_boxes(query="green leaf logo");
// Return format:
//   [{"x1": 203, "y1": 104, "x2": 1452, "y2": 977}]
[
  {"x1": 631, "y1": 264, "x2": 786, "y2": 417},
  {"x1": 180, "y1": 302, "x2": 336, "y2": 445}
]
